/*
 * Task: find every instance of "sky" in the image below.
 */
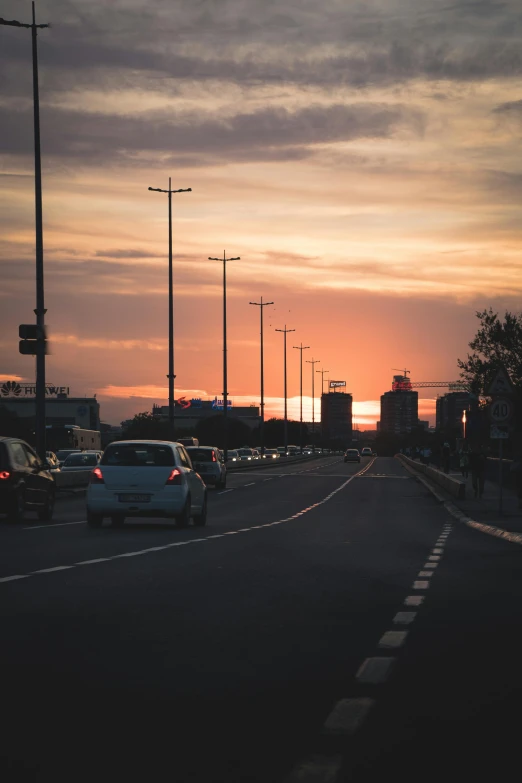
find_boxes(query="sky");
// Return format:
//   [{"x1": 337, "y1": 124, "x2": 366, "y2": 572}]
[{"x1": 1, "y1": 0, "x2": 522, "y2": 427}]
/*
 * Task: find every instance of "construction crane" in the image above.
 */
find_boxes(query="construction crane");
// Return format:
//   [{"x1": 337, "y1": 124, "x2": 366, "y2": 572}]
[{"x1": 392, "y1": 368, "x2": 410, "y2": 377}]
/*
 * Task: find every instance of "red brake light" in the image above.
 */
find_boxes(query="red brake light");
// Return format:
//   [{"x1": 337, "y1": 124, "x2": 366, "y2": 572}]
[
  {"x1": 166, "y1": 468, "x2": 183, "y2": 485},
  {"x1": 0, "y1": 470, "x2": 10, "y2": 480},
  {"x1": 212, "y1": 451, "x2": 217, "y2": 462},
  {"x1": 90, "y1": 467, "x2": 104, "y2": 484}
]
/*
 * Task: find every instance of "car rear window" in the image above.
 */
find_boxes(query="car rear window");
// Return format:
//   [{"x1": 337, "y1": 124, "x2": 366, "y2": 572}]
[
  {"x1": 101, "y1": 444, "x2": 175, "y2": 467},
  {"x1": 64, "y1": 453, "x2": 98, "y2": 467},
  {"x1": 186, "y1": 449, "x2": 215, "y2": 462},
  {"x1": 347, "y1": 450, "x2": 358, "y2": 454}
]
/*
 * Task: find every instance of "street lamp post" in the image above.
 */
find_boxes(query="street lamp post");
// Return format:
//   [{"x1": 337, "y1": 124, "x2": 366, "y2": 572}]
[
  {"x1": 293, "y1": 343, "x2": 310, "y2": 452},
  {"x1": 306, "y1": 358, "x2": 320, "y2": 452},
  {"x1": 1, "y1": 3, "x2": 49, "y2": 459},
  {"x1": 316, "y1": 367, "x2": 330, "y2": 396},
  {"x1": 275, "y1": 325, "x2": 295, "y2": 455},
  {"x1": 249, "y1": 297, "x2": 274, "y2": 456},
  {"x1": 209, "y1": 251, "x2": 240, "y2": 462},
  {"x1": 148, "y1": 178, "x2": 191, "y2": 439}
]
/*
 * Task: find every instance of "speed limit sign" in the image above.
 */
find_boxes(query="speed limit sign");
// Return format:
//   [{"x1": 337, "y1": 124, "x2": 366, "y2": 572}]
[{"x1": 490, "y1": 398, "x2": 513, "y2": 423}]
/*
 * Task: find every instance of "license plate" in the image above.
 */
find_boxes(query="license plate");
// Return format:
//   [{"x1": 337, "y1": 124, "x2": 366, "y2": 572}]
[{"x1": 118, "y1": 494, "x2": 150, "y2": 502}]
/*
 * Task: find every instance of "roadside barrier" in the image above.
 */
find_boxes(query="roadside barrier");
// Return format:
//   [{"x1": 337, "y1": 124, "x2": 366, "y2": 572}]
[{"x1": 396, "y1": 454, "x2": 466, "y2": 499}]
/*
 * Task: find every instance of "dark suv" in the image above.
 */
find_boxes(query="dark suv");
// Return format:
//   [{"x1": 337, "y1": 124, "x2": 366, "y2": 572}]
[{"x1": 0, "y1": 437, "x2": 55, "y2": 523}]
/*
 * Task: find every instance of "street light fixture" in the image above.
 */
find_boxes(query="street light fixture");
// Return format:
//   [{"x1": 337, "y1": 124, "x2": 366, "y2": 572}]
[
  {"x1": 1, "y1": 3, "x2": 49, "y2": 459},
  {"x1": 275, "y1": 325, "x2": 295, "y2": 455},
  {"x1": 316, "y1": 367, "x2": 330, "y2": 396},
  {"x1": 209, "y1": 251, "x2": 240, "y2": 462},
  {"x1": 293, "y1": 343, "x2": 310, "y2": 453},
  {"x1": 148, "y1": 178, "x2": 191, "y2": 439},
  {"x1": 306, "y1": 358, "x2": 320, "y2": 452},
  {"x1": 249, "y1": 297, "x2": 274, "y2": 456}
]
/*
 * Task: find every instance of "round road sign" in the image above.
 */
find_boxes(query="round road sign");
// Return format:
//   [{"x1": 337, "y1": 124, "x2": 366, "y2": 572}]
[{"x1": 490, "y1": 398, "x2": 513, "y2": 424}]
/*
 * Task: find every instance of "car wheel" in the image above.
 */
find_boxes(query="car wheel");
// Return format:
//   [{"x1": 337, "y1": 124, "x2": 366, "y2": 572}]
[
  {"x1": 193, "y1": 494, "x2": 207, "y2": 527},
  {"x1": 37, "y1": 489, "x2": 55, "y2": 521},
  {"x1": 175, "y1": 497, "x2": 191, "y2": 528},
  {"x1": 111, "y1": 515, "x2": 125, "y2": 528},
  {"x1": 87, "y1": 511, "x2": 103, "y2": 528},
  {"x1": 8, "y1": 489, "x2": 25, "y2": 524}
]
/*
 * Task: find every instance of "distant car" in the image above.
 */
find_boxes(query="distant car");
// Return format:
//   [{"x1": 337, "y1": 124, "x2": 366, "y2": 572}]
[
  {"x1": 185, "y1": 446, "x2": 226, "y2": 489},
  {"x1": 251, "y1": 449, "x2": 261, "y2": 460},
  {"x1": 86, "y1": 440, "x2": 207, "y2": 529},
  {"x1": 264, "y1": 449, "x2": 280, "y2": 459},
  {"x1": 55, "y1": 449, "x2": 81, "y2": 467},
  {"x1": 372, "y1": 451, "x2": 378, "y2": 457},
  {"x1": 61, "y1": 452, "x2": 101, "y2": 471},
  {"x1": 344, "y1": 449, "x2": 361, "y2": 463},
  {"x1": 0, "y1": 436, "x2": 55, "y2": 523},
  {"x1": 361, "y1": 447, "x2": 373, "y2": 458},
  {"x1": 287, "y1": 445, "x2": 299, "y2": 456},
  {"x1": 276, "y1": 447, "x2": 287, "y2": 457},
  {"x1": 237, "y1": 448, "x2": 255, "y2": 461},
  {"x1": 227, "y1": 450, "x2": 240, "y2": 462},
  {"x1": 303, "y1": 445, "x2": 314, "y2": 455}
]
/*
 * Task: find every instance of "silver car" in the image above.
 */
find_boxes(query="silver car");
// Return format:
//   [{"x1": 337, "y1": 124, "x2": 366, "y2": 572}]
[{"x1": 185, "y1": 446, "x2": 227, "y2": 489}]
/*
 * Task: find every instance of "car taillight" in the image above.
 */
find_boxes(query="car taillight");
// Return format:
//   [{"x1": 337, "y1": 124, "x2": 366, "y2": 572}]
[
  {"x1": 166, "y1": 468, "x2": 183, "y2": 485},
  {"x1": 0, "y1": 470, "x2": 10, "y2": 480},
  {"x1": 90, "y1": 467, "x2": 104, "y2": 484},
  {"x1": 212, "y1": 452, "x2": 217, "y2": 462}
]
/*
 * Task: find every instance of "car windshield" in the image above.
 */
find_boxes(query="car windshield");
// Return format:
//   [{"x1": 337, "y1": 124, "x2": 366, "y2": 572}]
[
  {"x1": 64, "y1": 453, "x2": 98, "y2": 467},
  {"x1": 238, "y1": 449, "x2": 252, "y2": 456},
  {"x1": 101, "y1": 444, "x2": 175, "y2": 467},
  {"x1": 56, "y1": 450, "x2": 80, "y2": 460},
  {"x1": 186, "y1": 449, "x2": 215, "y2": 462}
]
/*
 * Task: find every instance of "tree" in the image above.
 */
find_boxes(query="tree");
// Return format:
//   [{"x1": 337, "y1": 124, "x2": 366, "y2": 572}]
[
  {"x1": 121, "y1": 412, "x2": 170, "y2": 440},
  {"x1": 458, "y1": 308, "x2": 522, "y2": 394},
  {"x1": 195, "y1": 415, "x2": 252, "y2": 449},
  {"x1": 0, "y1": 406, "x2": 34, "y2": 444}
]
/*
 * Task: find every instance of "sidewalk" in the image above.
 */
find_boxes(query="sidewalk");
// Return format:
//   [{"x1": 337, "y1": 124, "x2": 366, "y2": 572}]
[{"x1": 405, "y1": 459, "x2": 522, "y2": 538}]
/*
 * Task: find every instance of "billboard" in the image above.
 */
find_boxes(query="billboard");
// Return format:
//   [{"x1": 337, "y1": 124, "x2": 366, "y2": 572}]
[{"x1": 329, "y1": 380, "x2": 346, "y2": 388}]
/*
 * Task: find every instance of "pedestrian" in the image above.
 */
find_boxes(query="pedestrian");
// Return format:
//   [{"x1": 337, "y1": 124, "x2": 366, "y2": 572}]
[
  {"x1": 469, "y1": 444, "x2": 486, "y2": 499},
  {"x1": 442, "y1": 442, "x2": 451, "y2": 474},
  {"x1": 459, "y1": 447, "x2": 469, "y2": 479}
]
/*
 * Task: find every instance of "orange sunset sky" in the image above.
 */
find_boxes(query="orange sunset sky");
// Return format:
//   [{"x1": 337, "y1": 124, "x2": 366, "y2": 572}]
[{"x1": 2, "y1": 0, "x2": 522, "y2": 427}]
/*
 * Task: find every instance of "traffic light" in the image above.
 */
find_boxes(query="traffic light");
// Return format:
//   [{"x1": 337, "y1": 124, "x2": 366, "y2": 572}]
[{"x1": 19, "y1": 324, "x2": 48, "y2": 355}]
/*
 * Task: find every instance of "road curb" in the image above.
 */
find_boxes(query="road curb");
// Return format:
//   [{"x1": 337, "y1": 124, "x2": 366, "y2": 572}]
[{"x1": 398, "y1": 456, "x2": 522, "y2": 547}]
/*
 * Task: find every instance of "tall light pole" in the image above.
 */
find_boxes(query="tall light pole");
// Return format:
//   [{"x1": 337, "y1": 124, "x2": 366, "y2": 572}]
[
  {"x1": 1, "y1": 4, "x2": 49, "y2": 459},
  {"x1": 148, "y1": 178, "x2": 191, "y2": 439},
  {"x1": 293, "y1": 343, "x2": 310, "y2": 452},
  {"x1": 209, "y1": 251, "x2": 240, "y2": 462},
  {"x1": 275, "y1": 325, "x2": 295, "y2": 454},
  {"x1": 249, "y1": 297, "x2": 274, "y2": 456},
  {"x1": 306, "y1": 358, "x2": 320, "y2": 452},
  {"x1": 316, "y1": 367, "x2": 330, "y2": 396}
]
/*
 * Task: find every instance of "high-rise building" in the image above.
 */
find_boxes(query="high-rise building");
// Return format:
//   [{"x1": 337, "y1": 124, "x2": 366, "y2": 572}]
[
  {"x1": 321, "y1": 392, "x2": 352, "y2": 444},
  {"x1": 380, "y1": 389, "x2": 419, "y2": 434},
  {"x1": 436, "y1": 392, "x2": 469, "y2": 434}
]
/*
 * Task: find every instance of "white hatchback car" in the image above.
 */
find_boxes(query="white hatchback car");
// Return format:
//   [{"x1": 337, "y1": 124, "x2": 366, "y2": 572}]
[{"x1": 86, "y1": 440, "x2": 207, "y2": 529}]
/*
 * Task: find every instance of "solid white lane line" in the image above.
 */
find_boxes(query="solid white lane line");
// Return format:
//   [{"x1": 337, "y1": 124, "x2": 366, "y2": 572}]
[
  {"x1": 356, "y1": 657, "x2": 395, "y2": 684},
  {"x1": 284, "y1": 755, "x2": 342, "y2": 782},
  {"x1": 378, "y1": 631, "x2": 408, "y2": 649},
  {"x1": 0, "y1": 574, "x2": 31, "y2": 583},
  {"x1": 76, "y1": 558, "x2": 111, "y2": 565},
  {"x1": 322, "y1": 698, "x2": 375, "y2": 735},
  {"x1": 405, "y1": 595, "x2": 424, "y2": 606},
  {"x1": 33, "y1": 565, "x2": 74, "y2": 574},
  {"x1": 217, "y1": 489, "x2": 234, "y2": 494},
  {"x1": 393, "y1": 611, "x2": 417, "y2": 625},
  {"x1": 413, "y1": 580, "x2": 429, "y2": 590},
  {"x1": 25, "y1": 520, "x2": 86, "y2": 530}
]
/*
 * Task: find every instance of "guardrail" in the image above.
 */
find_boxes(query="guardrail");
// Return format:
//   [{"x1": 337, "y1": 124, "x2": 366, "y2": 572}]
[{"x1": 396, "y1": 454, "x2": 466, "y2": 499}]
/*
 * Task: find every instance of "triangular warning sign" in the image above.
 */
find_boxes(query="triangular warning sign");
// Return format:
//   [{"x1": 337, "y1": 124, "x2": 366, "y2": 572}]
[{"x1": 487, "y1": 366, "x2": 515, "y2": 395}]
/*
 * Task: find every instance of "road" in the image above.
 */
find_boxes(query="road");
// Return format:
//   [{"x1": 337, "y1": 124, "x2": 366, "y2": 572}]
[{"x1": 1, "y1": 456, "x2": 522, "y2": 782}]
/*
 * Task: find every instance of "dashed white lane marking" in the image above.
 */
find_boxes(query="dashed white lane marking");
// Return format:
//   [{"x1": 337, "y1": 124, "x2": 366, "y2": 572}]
[
  {"x1": 413, "y1": 580, "x2": 429, "y2": 590},
  {"x1": 378, "y1": 630, "x2": 408, "y2": 649},
  {"x1": 284, "y1": 755, "x2": 342, "y2": 782},
  {"x1": 356, "y1": 657, "x2": 395, "y2": 684},
  {"x1": 1, "y1": 467, "x2": 365, "y2": 585},
  {"x1": 263, "y1": 478, "x2": 273, "y2": 481},
  {"x1": 25, "y1": 520, "x2": 86, "y2": 530},
  {"x1": 321, "y1": 698, "x2": 375, "y2": 735},
  {"x1": 244, "y1": 482, "x2": 256, "y2": 487},
  {"x1": 433, "y1": 548, "x2": 443, "y2": 554},
  {"x1": 424, "y1": 562, "x2": 438, "y2": 569},
  {"x1": 428, "y1": 555, "x2": 441, "y2": 561},
  {"x1": 405, "y1": 595, "x2": 424, "y2": 606},
  {"x1": 393, "y1": 611, "x2": 417, "y2": 625},
  {"x1": 217, "y1": 489, "x2": 234, "y2": 494},
  {"x1": 418, "y1": 571, "x2": 433, "y2": 577}
]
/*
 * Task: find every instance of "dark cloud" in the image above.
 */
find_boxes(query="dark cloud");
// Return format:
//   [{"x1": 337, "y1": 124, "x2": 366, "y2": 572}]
[{"x1": 493, "y1": 99, "x2": 522, "y2": 114}]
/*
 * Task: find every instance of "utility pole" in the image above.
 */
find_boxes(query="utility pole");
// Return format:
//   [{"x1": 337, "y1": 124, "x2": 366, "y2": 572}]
[
  {"x1": 148, "y1": 178, "x2": 191, "y2": 439},
  {"x1": 317, "y1": 367, "x2": 330, "y2": 395},
  {"x1": 307, "y1": 358, "x2": 320, "y2": 452},
  {"x1": 209, "y1": 251, "x2": 240, "y2": 462},
  {"x1": 249, "y1": 296, "x2": 274, "y2": 456},
  {"x1": 275, "y1": 325, "x2": 295, "y2": 455},
  {"x1": 1, "y1": 4, "x2": 50, "y2": 459},
  {"x1": 293, "y1": 343, "x2": 310, "y2": 452}
]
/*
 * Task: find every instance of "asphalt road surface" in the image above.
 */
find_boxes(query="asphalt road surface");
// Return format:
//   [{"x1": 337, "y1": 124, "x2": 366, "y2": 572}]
[{"x1": 1, "y1": 456, "x2": 522, "y2": 782}]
